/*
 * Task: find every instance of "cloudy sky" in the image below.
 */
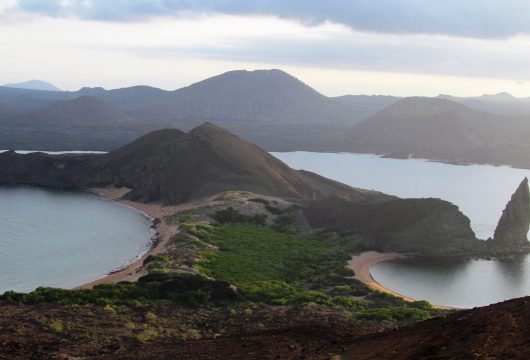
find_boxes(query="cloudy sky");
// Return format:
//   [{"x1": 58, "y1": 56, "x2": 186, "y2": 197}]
[{"x1": 2, "y1": 0, "x2": 530, "y2": 96}]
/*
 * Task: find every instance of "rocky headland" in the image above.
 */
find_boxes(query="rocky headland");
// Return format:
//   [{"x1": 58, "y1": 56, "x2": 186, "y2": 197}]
[{"x1": 0, "y1": 124, "x2": 528, "y2": 257}]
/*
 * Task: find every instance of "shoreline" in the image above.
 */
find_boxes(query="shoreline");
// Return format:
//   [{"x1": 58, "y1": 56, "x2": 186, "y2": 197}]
[
  {"x1": 347, "y1": 251, "x2": 414, "y2": 302},
  {"x1": 347, "y1": 251, "x2": 454, "y2": 310},
  {"x1": 75, "y1": 188, "x2": 180, "y2": 289}
]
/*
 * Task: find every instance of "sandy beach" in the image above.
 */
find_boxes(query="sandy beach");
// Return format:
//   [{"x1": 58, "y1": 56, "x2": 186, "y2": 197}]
[
  {"x1": 348, "y1": 251, "x2": 455, "y2": 310},
  {"x1": 76, "y1": 188, "x2": 227, "y2": 289},
  {"x1": 347, "y1": 251, "x2": 414, "y2": 302},
  {"x1": 75, "y1": 187, "x2": 180, "y2": 288}
]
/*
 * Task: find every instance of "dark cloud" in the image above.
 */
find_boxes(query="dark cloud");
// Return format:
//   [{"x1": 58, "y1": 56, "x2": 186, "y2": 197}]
[{"x1": 13, "y1": 0, "x2": 530, "y2": 38}]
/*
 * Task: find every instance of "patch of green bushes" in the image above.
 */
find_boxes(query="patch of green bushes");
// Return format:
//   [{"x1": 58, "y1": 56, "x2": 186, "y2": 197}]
[
  {"x1": 194, "y1": 224, "x2": 441, "y2": 323},
  {"x1": 1, "y1": 272, "x2": 240, "y2": 308},
  {"x1": 212, "y1": 207, "x2": 266, "y2": 225}
]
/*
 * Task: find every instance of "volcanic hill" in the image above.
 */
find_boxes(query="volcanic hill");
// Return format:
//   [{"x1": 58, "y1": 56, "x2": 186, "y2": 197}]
[{"x1": 346, "y1": 97, "x2": 530, "y2": 168}]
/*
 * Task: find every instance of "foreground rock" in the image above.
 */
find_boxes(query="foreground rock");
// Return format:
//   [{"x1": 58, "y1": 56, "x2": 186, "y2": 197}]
[
  {"x1": 341, "y1": 296, "x2": 530, "y2": 359},
  {"x1": 2, "y1": 294, "x2": 530, "y2": 359}
]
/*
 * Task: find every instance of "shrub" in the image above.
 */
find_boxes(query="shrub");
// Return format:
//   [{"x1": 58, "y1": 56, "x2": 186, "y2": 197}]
[
  {"x1": 272, "y1": 214, "x2": 297, "y2": 233},
  {"x1": 124, "y1": 321, "x2": 136, "y2": 330},
  {"x1": 179, "y1": 223, "x2": 196, "y2": 231},
  {"x1": 49, "y1": 320, "x2": 64, "y2": 333},
  {"x1": 144, "y1": 312, "x2": 158, "y2": 323},
  {"x1": 248, "y1": 198, "x2": 269, "y2": 205},
  {"x1": 136, "y1": 328, "x2": 158, "y2": 342},
  {"x1": 183, "y1": 329, "x2": 202, "y2": 340},
  {"x1": 243, "y1": 308, "x2": 253, "y2": 316},
  {"x1": 265, "y1": 205, "x2": 283, "y2": 215},
  {"x1": 212, "y1": 207, "x2": 266, "y2": 225}
]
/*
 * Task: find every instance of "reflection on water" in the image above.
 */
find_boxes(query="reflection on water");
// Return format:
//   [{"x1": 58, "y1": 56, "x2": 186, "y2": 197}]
[
  {"x1": 272, "y1": 152, "x2": 530, "y2": 308},
  {"x1": 371, "y1": 255, "x2": 530, "y2": 308}
]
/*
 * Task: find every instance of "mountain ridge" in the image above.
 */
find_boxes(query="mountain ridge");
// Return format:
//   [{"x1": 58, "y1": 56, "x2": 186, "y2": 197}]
[{"x1": 3, "y1": 80, "x2": 61, "y2": 92}]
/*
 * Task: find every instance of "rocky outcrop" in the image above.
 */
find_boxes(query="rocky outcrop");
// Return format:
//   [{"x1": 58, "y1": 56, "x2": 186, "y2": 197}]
[
  {"x1": 0, "y1": 150, "x2": 93, "y2": 189},
  {"x1": 303, "y1": 178, "x2": 530, "y2": 256},
  {"x1": 487, "y1": 178, "x2": 530, "y2": 254},
  {"x1": 303, "y1": 196, "x2": 482, "y2": 256}
]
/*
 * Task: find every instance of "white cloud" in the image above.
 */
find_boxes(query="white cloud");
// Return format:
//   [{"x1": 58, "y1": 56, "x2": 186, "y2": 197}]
[{"x1": 1, "y1": 12, "x2": 530, "y2": 97}]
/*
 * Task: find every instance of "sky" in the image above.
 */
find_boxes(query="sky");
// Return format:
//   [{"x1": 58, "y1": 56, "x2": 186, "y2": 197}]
[{"x1": 2, "y1": 0, "x2": 530, "y2": 97}]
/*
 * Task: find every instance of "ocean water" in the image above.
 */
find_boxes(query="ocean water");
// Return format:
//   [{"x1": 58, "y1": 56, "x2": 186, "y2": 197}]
[
  {"x1": 370, "y1": 256, "x2": 530, "y2": 308},
  {"x1": 0, "y1": 186, "x2": 154, "y2": 293},
  {"x1": 273, "y1": 151, "x2": 530, "y2": 239},
  {"x1": 273, "y1": 151, "x2": 530, "y2": 307}
]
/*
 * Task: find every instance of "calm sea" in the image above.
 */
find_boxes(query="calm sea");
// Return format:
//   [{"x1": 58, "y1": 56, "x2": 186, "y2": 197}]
[
  {"x1": 273, "y1": 151, "x2": 530, "y2": 307},
  {"x1": 0, "y1": 186, "x2": 153, "y2": 293}
]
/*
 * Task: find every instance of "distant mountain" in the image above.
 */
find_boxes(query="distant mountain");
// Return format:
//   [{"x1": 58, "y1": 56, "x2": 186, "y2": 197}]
[
  {"x1": 0, "y1": 96, "x2": 166, "y2": 150},
  {"x1": 332, "y1": 94, "x2": 399, "y2": 120},
  {"x1": 4, "y1": 70, "x2": 530, "y2": 167},
  {"x1": 0, "y1": 84, "x2": 171, "y2": 114},
  {"x1": 438, "y1": 92, "x2": 530, "y2": 116},
  {"x1": 132, "y1": 69, "x2": 362, "y2": 125},
  {"x1": 25, "y1": 96, "x2": 139, "y2": 127},
  {"x1": 77, "y1": 85, "x2": 174, "y2": 112},
  {"x1": 0, "y1": 98, "x2": 10, "y2": 113},
  {"x1": 345, "y1": 97, "x2": 530, "y2": 168},
  {"x1": 126, "y1": 70, "x2": 399, "y2": 151},
  {"x1": 1, "y1": 69, "x2": 398, "y2": 151},
  {"x1": 0, "y1": 86, "x2": 74, "y2": 113},
  {"x1": 4, "y1": 80, "x2": 61, "y2": 92}
]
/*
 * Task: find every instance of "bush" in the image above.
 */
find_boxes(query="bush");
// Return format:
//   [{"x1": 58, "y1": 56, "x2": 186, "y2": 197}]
[
  {"x1": 212, "y1": 207, "x2": 266, "y2": 225},
  {"x1": 144, "y1": 312, "x2": 158, "y2": 323},
  {"x1": 49, "y1": 319, "x2": 64, "y2": 333},
  {"x1": 265, "y1": 205, "x2": 283, "y2": 215},
  {"x1": 248, "y1": 198, "x2": 269, "y2": 205},
  {"x1": 1, "y1": 273, "x2": 241, "y2": 308},
  {"x1": 272, "y1": 214, "x2": 297, "y2": 233},
  {"x1": 136, "y1": 328, "x2": 158, "y2": 342}
]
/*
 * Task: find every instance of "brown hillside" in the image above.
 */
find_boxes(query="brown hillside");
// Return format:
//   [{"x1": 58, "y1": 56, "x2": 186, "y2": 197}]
[
  {"x1": 342, "y1": 296, "x2": 530, "y2": 359},
  {"x1": 90, "y1": 123, "x2": 318, "y2": 203}
]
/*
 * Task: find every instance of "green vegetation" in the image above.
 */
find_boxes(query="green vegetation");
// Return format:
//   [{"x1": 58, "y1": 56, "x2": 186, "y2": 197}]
[
  {"x1": 1, "y1": 273, "x2": 240, "y2": 308},
  {"x1": 212, "y1": 207, "x2": 266, "y2": 225},
  {"x1": 194, "y1": 218, "x2": 438, "y2": 323},
  {"x1": 0, "y1": 204, "x2": 441, "y2": 324}
]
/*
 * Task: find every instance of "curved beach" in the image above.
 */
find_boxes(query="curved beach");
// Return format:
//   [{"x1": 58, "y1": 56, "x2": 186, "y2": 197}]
[
  {"x1": 76, "y1": 188, "x2": 180, "y2": 288},
  {"x1": 76, "y1": 188, "x2": 223, "y2": 289},
  {"x1": 348, "y1": 252, "x2": 455, "y2": 310},
  {"x1": 347, "y1": 251, "x2": 414, "y2": 302}
]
